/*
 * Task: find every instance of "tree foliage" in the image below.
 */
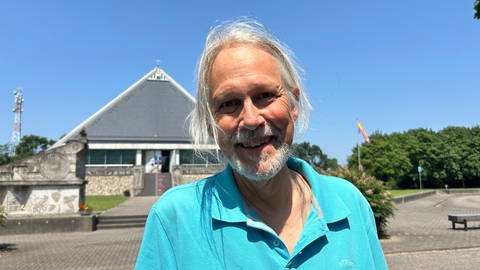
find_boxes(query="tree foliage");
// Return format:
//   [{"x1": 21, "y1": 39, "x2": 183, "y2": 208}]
[
  {"x1": 348, "y1": 126, "x2": 480, "y2": 188},
  {"x1": 0, "y1": 135, "x2": 56, "y2": 165},
  {"x1": 475, "y1": 0, "x2": 480, "y2": 19},
  {"x1": 0, "y1": 144, "x2": 13, "y2": 165},
  {"x1": 14, "y1": 134, "x2": 56, "y2": 159},
  {"x1": 291, "y1": 142, "x2": 339, "y2": 171},
  {"x1": 0, "y1": 204, "x2": 6, "y2": 226}
]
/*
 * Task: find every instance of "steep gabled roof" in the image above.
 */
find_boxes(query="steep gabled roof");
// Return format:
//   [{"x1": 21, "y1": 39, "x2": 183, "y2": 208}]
[{"x1": 52, "y1": 67, "x2": 196, "y2": 148}]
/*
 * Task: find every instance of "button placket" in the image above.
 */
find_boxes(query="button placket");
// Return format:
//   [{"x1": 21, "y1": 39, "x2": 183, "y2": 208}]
[
  {"x1": 272, "y1": 239, "x2": 281, "y2": 247},
  {"x1": 285, "y1": 259, "x2": 296, "y2": 269}
]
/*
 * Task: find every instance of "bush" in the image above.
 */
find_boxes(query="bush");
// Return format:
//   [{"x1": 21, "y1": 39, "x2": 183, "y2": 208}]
[
  {"x1": 385, "y1": 179, "x2": 399, "y2": 189},
  {"x1": 0, "y1": 204, "x2": 6, "y2": 226},
  {"x1": 322, "y1": 167, "x2": 394, "y2": 238}
]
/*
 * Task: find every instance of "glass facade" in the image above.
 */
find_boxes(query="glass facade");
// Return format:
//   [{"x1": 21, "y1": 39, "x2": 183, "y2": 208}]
[
  {"x1": 87, "y1": 150, "x2": 136, "y2": 165},
  {"x1": 179, "y1": 150, "x2": 220, "y2": 165}
]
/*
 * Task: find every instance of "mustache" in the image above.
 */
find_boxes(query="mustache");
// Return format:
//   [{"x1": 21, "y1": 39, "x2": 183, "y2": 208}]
[{"x1": 223, "y1": 125, "x2": 278, "y2": 144}]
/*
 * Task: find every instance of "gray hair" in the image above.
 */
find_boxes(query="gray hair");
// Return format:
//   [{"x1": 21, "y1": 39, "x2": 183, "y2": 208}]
[{"x1": 189, "y1": 18, "x2": 311, "y2": 151}]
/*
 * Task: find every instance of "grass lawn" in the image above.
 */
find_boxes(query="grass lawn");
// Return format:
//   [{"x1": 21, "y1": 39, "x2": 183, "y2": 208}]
[
  {"x1": 85, "y1": 195, "x2": 128, "y2": 211},
  {"x1": 388, "y1": 188, "x2": 480, "y2": 198}
]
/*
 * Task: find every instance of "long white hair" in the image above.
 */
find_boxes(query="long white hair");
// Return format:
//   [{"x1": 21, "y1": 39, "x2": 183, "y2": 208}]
[{"x1": 189, "y1": 18, "x2": 312, "y2": 154}]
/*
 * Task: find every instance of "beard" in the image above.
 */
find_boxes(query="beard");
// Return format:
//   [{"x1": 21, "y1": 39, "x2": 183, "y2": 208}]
[{"x1": 220, "y1": 124, "x2": 291, "y2": 182}]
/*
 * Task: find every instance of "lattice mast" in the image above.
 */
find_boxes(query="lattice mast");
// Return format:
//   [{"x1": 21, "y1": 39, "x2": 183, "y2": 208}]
[{"x1": 9, "y1": 87, "x2": 24, "y2": 156}]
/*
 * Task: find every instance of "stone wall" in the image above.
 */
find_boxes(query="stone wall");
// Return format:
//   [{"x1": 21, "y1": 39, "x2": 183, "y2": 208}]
[
  {"x1": 0, "y1": 140, "x2": 86, "y2": 216},
  {"x1": 86, "y1": 175, "x2": 133, "y2": 195},
  {"x1": 1, "y1": 186, "x2": 79, "y2": 216},
  {"x1": 172, "y1": 164, "x2": 224, "y2": 186},
  {"x1": 85, "y1": 166, "x2": 134, "y2": 195},
  {"x1": 82, "y1": 164, "x2": 223, "y2": 196}
]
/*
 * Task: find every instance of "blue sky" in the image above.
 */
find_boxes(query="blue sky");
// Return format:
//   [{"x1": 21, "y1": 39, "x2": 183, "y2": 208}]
[{"x1": 1, "y1": 1, "x2": 479, "y2": 164}]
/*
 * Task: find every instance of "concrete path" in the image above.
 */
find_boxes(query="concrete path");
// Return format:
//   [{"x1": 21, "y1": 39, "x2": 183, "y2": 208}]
[
  {"x1": 1, "y1": 193, "x2": 479, "y2": 269},
  {"x1": 99, "y1": 196, "x2": 158, "y2": 217}
]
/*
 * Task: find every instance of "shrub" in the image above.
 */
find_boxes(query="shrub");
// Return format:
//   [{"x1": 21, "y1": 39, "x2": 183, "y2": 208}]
[
  {"x1": 0, "y1": 204, "x2": 6, "y2": 226},
  {"x1": 322, "y1": 167, "x2": 394, "y2": 238}
]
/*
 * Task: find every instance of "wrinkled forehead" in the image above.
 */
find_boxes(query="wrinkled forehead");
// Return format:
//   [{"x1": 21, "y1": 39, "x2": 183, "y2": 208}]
[{"x1": 207, "y1": 42, "x2": 285, "y2": 92}]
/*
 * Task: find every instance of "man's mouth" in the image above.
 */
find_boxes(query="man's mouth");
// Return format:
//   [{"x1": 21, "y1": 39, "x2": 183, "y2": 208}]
[{"x1": 236, "y1": 136, "x2": 274, "y2": 148}]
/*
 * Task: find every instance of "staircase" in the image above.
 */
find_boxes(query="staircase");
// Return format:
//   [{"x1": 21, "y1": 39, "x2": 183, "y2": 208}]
[
  {"x1": 92, "y1": 196, "x2": 158, "y2": 231},
  {"x1": 95, "y1": 214, "x2": 148, "y2": 230}
]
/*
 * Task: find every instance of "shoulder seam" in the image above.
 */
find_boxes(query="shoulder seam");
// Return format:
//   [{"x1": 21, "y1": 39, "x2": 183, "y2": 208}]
[{"x1": 154, "y1": 209, "x2": 179, "y2": 268}]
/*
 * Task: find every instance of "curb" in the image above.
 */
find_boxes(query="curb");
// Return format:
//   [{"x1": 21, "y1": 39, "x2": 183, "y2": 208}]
[
  {"x1": 443, "y1": 189, "x2": 480, "y2": 195},
  {"x1": 0, "y1": 215, "x2": 94, "y2": 235},
  {"x1": 393, "y1": 191, "x2": 437, "y2": 204}
]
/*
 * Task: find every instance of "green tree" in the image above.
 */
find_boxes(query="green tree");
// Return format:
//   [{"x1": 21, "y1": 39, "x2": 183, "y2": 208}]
[
  {"x1": 291, "y1": 142, "x2": 338, "y2": 171},
  {"x1": 437, "y1": 126, "x2": 480, "y2": 188},
  {"x1": 475, "y1": 0, "x2": 480, "y2": 19},
  {"x1": 462, "y1": 126, "x2": 480, "y2": 186},
  {"x1": 403, "y1": 128, "x2": 442, "y2": 188},
  {"x1": 348, "y1": 133, "x2": 411, "y2": 185},
  {"x1": 14, "y1": 135, "x2": 56, "y2": 159},
  {"x1": 348, "y1": 126, "x2": 480, "y2": 188},
  {"x1": 0, "y1": 144, "x2": 13, "y2": 165}
]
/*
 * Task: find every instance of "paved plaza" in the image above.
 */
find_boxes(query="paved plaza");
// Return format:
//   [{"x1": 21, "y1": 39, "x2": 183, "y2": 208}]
[
  {"x1": 1, "y1": 193, "x2": 479, "y2": 269},
  {"x1": 382, "y1": 192, "x2": 480, "y2": 269}
]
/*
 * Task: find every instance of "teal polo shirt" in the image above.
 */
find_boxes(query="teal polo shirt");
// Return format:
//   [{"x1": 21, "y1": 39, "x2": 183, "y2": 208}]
[{"x1": 135, "y1": 157, "x2": 388, "y2": 269}]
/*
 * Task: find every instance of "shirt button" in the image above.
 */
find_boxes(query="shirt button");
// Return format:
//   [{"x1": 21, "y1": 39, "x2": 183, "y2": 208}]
[{"x1": 273, "y1": 239, "x2": 280, "y2": 246}]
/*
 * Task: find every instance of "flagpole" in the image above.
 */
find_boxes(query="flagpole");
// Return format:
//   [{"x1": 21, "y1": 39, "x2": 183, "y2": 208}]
[
  {"x1": 357, "y1": 133, "x2": 362, "y2": 171},
  {"x1": 356, "y1": 118, "x2": 369, "y2": 171}
]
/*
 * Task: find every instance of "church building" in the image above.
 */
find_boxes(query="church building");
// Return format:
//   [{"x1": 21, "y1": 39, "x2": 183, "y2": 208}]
[{"x1": 50, "y1": 66, "x2": 220, "y2": 196}]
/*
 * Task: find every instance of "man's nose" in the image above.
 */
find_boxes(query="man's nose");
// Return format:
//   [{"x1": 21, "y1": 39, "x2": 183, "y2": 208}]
[{"x1": 240, "y1": 100, "x2": 264, "y2": 130}]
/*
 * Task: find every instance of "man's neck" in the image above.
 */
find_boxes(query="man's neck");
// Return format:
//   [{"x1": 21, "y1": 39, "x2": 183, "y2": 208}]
[
  {"x1": 233, "y1": 166, "x2": 295, "y2": 211},
  {"x1": 233, "y1": 165, "x2": 312, "y2": 254}
]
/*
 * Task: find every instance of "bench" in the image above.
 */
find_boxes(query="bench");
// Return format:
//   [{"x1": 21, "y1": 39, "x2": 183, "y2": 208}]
[{"x1": 448, "y1": 214, "x2": 480, "y2": 230}]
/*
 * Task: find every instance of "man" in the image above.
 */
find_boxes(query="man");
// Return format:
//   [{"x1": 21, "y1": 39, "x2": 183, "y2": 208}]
[{"x1": 136, "y1": 19, "x2": 388, "y2": 269}]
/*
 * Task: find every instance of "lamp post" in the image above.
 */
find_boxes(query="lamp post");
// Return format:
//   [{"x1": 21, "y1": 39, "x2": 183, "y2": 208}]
[{"x1": 418, "y1": 165, "x2": 423, "y2": 190}]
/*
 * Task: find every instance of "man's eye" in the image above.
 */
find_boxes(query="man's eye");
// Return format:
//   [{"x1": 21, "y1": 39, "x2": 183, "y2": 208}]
[
  {"x1": 259, "y1": 92, "x2": 274, "y2": 99},
  {"x1": 255, "y1": 92, "x2": 276, "y2": 104},
  {"x1": 218, "y1": 100, "x2": 241, "y2": 113}
]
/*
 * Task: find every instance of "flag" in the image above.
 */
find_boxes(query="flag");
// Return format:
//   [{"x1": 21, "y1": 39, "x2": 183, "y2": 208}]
[{"x1": 356, "y1": 118, "x2": 371, "y2": 143}]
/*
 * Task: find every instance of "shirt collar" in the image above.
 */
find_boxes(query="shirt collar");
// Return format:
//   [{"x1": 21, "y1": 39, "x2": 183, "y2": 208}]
[
  {"x1": 210, "y1": 164, "x2": 248, "y2": 223},
  {"x1": 287, "y1": 157, "x2": 351, "y2": 223},
  {"x1": 210, "y1": 157, "x2": 351, "y2": 224}
]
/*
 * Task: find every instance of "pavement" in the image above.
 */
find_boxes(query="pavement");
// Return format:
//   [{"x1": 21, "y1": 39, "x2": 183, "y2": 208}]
[
  {"x1": 381, "y1": 192, "x2": 480, "y2": 269},
  {"x1": 1, "y1": 193, "x2": 479, "y2": 269},
  {"x1": 99, "y1": 196, "x2": 158, "y2": 217},
  {"x1": 0, "y1": 197, "x2": 159, "y2": 270}
]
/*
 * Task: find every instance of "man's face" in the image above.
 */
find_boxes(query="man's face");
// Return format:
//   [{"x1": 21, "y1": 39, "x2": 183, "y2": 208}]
[{"x1": 209, "y1": 44, "x2": 298, "y2": 181}]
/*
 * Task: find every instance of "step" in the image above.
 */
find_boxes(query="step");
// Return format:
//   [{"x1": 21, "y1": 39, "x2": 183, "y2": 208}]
[
  {"x1": 97, "y1": 217, "x2": 147, "y2": 224},
  {"x1": 97, "y1": 214, "x2": 147, "y2": 220},
  {"x1": 94, "y1": 214, "x2": 148, "y2": 230},
  {"x1": 96, "y1": 222, "x2": 146, "y2": 230}
]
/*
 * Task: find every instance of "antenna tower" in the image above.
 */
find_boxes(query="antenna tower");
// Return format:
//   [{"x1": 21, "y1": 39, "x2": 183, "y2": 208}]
[{"x1": 9, "y1": 87, "x2": 24, "y2": 156}]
